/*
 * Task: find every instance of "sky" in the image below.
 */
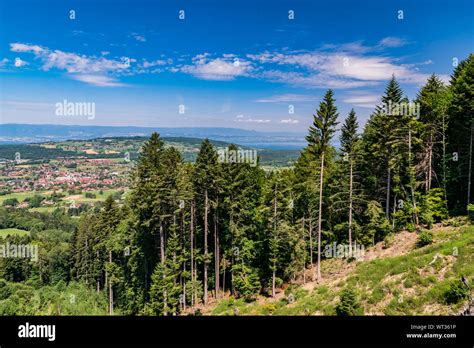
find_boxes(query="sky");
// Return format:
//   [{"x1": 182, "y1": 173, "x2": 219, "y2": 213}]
[{"x1": 0, "y1": 0, "x2": 473, "y2": 133}]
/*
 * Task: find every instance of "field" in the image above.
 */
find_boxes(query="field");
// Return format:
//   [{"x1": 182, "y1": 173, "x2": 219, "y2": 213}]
[{"x1": 0, "y1": 228, "x2": 30, "y2": 238}]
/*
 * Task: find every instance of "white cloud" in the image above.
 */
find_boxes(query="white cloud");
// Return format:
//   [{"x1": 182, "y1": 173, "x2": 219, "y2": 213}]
[
  {"x1": 235, "y1": 115, "x2": 270, "y2": 123},
  {"x1": 180, "y1": 55, "x2": 253, "y2": 80},
  {"x1": 9, "y1": 42, "x2": 131, "y2": 87},
  {"x1": 342, "y1": 94, "x2": 380, "y2": 108},
  {"x1": 131, "y1": 33, "x2": 146, "y2": 42},
  {"x1": 378, "y1": 37, "x2": 407, "y2": 48},
  {"x1": 280, "y1": 118, "x2": 299, "y2": 124},
  {"x1": 0, "y1": 58, "x2": 9, "y2": 66},
  {"x1": 255, "y1": 94, "x2": 316, "y2": 103},
  {"x1": 248, "y1": 49, "x2": 433, "y2": 88},
  {"x1": 69, "y1": 74, "x2": 128, "y2": 87},
  {"x1": 10, "y1": 43, "x2": 44, "y2": 54},
  {"x1": 14, "y1": 58, "x2": 29, "y2": 67},
  {"x1": 142, "y1": 59, "x2": 169, "y2": 68}
]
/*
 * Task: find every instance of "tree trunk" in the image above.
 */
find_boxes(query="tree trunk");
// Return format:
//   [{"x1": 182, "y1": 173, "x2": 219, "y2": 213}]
[
  {"x1": 309, "y1": 216, "x2": 313, "y2": 279},
  {"x1": 108, "y1": 250, "x2": 113, "y2": 315},
  {"x1": 385, "y1": 166, "x2": 391, "y2": 219},
  {"x1": 348, "y1": 160, "x2": 353, "y2": 252},
  {"x1": 204, "y1": 189, "x2": 209, "y2": 305},
  {"x1": 302, "y1": 217, "x2": 306, "y2": 284},
  {"x1": 272, "y1": 185, "x2": 277, "y2": 298},
  {"x1": 442, "y1": 112, "x2": 448, "y2": 209},
  {"x1": 468, "y1": 122, "x2": 473, "y2": 206},
  {"x1": 408, "y1": 128, "x2": 419, "y2": 226},
  {"x1": 316, "y1": 153, "x2": 324, "y2": 282},
  {"x1": 427, "y1": 132, "x2": 433, "y2": 191},
  {"x1": 214, "y1": 202, "x2": 220, "y2": 299},
  {"x1": 190, "y1": 202, "x2": 195, "y2": 308},
  {"x1": 160, "y1": 223, "x2": 167, "y2": 315}
]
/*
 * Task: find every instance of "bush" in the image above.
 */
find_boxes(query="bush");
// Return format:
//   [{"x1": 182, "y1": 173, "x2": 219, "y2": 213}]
[
  {"x1": 2, "y1": 198, "x2": 19, "y2": 207},
  {"x1": 336, "y1": 288, "x2": 363, "y2": 316},
  {"x1": 417, "y1": 230, "x2": 433, "y2": 247},
  {"x1": 444, "y1": 280, "x2": 470, "y2": 304},
  {"x1": 425, "y1": 188, "x2": 449, "y2": 222},
  {"x1": 383, "y1": 234, "x2": 395, "y2": 249},
  {"x1": 468, "y1": 204, "x2": 474, "y2": 222},
  {"x1": 442, "y1": 216, "x2": 469, "y2": 227}
]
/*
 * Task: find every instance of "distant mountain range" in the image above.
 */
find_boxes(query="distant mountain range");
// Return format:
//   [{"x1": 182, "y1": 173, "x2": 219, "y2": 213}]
[{"x1": 0, "y1": 124, "x2": 306, "y2": 150}]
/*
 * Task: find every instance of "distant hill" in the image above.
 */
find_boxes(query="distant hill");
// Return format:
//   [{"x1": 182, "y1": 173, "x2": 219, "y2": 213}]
[
  {"x1": 0, "y1": 124, "x2": 306, "y2": 149},
  {"x1": 0, "y1": 136, "x2": 301, "y2": 167}
]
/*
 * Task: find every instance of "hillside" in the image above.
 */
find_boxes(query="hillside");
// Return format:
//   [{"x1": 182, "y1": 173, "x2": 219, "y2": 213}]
[{"x1": 197, "y1": 222, "x2": 474, "y2": 316}]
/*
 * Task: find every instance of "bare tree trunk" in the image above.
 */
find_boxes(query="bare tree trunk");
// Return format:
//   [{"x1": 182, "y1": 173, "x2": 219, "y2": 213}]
[
  {"x1": 408, "y1": 128, "x2": 419, "y2": 226},
  {"x1": 386, "y1": 166, "x2": 391, "y2": 219},
  {"x1": 442, "y1": 112, "x2": 448, "y2": 209},
  {"x1": 214, "y1": 202, "x2": 220, "y2": 299},
  {"x1": 190, "y1": 202, "x2": 195, "y2": 308},
  {"x1": 348, "y1": 160, "x2": 353, "y2": 252},
  {"x1": 160, "y1": 223, "x2": 167, "y2": 315},
  {"x1": 427, "y1": 132, "x2": 433, "y2": 191},
  {"x1": 108, "y1": 250, "x2": 113, "y2": 315},
  {"x1": 468, "y1": 122, "x2": 473, "y2": 206},
  {"x1": 181, "y1": 209, "x2": 186, "y2": 311},
  {"x1": 309, "y1": 216, "x2": 313, "y2": 278},
  {"x1": 222, "y1": 262, "x2": 226, "y2": 296},
  {"x1": 204, "y1": 189, "x2": 209, "y2": 305},
  {"x1": 316, "y1": 153, "x2": 324, "y2": 282},
  {"x1": 302, "y1": 217, "x2": 306, "y2": 284},
  {"x1": 272, "y1": 185, "x2": 277, "y2": 298}
]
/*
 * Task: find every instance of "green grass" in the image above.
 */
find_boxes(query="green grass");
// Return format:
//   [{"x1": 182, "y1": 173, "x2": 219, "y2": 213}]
[
  {"x1": 0, "y1": 192, "x2": 40, "y2": 204},
  {"x1": 28, "y1": 207, "x2": 59, "y2": 213},
  {"x1": 210, "y1": 224, "x2": 474, "y2": 316},
  {"x1": 0, "y1": 228, "x2": 30, "y2": 238}
]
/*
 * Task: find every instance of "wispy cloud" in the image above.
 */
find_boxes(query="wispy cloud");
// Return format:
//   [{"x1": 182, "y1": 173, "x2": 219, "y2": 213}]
[
  {"x1": 235, "y1": 114, "x2": 270, "y2": 123},
  {"x1": 342, "y1": 93, "x2": 380, "y2": 108},
  {"x1": 10, "y1": 42, "x2": 131, "y2": 87},
  {"x1": 14, "y1": 58, "x2": 29, "y2": 67},
  {"x1": 179, "y1": 54, "x2": 253, "y2": 81},
  {"x1": 248, "y1": 44, "x2": 432, "y2": 88},
  {"x1": 280, "y1": 118, "x2": 299, "y2": 124},
  {"x1": 255, "y1": 94, "x2": 316, "y2": 103},
  {"x1": 377, "y1": 37, "x2": 407, "y2": 48},
  {"x1": 69, "y1": 74, "x2": 128, "y2": 87},
  {"x1": 130, "y1": 33, "x2": 146, "y2": 42}
]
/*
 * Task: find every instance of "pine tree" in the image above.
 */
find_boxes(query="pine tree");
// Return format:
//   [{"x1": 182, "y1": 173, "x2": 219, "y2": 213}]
[
  {"x1": 193, "y1": 139, "x2": 219, "y2": 305},
  {"x1": 447, "y1": 54, "x2": 474, "y2": 214},
  {"x1": 340, "y1": 109, "x2": 359, "y2": 248},
  {"x1": 306, "y1": 89, "x2": 339, "y2": 281}
]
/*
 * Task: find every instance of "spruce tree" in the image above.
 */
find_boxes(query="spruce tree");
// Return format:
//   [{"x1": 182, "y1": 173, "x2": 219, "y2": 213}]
[{"x1": 306, "y1": 89, "x2": 339, "y2": 281}]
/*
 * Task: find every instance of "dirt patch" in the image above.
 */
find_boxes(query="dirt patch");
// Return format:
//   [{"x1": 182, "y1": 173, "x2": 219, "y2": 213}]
[{"x1": 363, "y1": 231, "x2": 418, "y2": 261}]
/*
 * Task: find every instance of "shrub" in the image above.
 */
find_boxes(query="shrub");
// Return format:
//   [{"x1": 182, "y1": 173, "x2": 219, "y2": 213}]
[
  {"x1": 444, "y1": 280, "x2": 470, "y2": 304},
  {"x1": 425, "y1": 188, "x2": 449, "y2": 222},
  {"x1": 417, "y1": 230, "x2": 433, "y2": 247},
  {"x1": 336, "y1": 288, "x2": 363, "y2": 316},
  {"x1": 468, "y1": 204, "x2": 474, "y2": 222},
  {"x1": 442, "y1": 216, "x2": 469, "y2": 227},
  {"x1": 383, "y1": 234, "x2": 395, "y2": 249},
  {"x1": 2, "y1": 198, "x2": 18, "y2": 207}
]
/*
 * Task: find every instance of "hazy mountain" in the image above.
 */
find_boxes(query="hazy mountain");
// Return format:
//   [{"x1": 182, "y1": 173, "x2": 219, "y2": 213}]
[{"x1": 0, "y1": 124, "x2": 306, "y2": 149}]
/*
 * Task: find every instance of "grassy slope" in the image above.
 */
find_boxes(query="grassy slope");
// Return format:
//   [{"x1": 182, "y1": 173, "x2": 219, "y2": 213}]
[
  {"x1": 0, "y1": 228, "x2": 30, "y2": 238},
  {"x1": 210, "y1": 224, "x2": 474, "y2": 316}
]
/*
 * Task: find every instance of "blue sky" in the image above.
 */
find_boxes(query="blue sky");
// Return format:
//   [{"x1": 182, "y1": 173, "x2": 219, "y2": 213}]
[{"x1": 0, "y1": 0, "x2": 473, "y2": 132}]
